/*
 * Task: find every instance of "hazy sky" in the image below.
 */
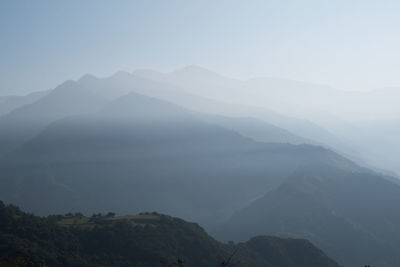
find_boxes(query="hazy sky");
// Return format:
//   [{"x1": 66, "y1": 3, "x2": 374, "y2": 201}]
[{"x1": 1, "y1": 0, "x2": 400, "y2": 95}]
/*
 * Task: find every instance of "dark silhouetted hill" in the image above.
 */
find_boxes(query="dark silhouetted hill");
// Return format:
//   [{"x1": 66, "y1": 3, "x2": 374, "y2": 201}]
[{"x1": 0, "y1": 200, "x2": 340, "y2": 267}]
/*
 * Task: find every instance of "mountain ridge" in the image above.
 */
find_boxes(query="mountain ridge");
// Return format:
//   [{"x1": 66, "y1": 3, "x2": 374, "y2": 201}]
[
  {"x1": 0, "y1": 200, "x2": 340, "y2": 267},
  {"x1": 218, "y1": 164, "x2": 400, "y2": 267}
]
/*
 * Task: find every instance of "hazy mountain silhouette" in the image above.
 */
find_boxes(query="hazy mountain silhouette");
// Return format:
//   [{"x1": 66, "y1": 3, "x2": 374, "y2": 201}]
[
  {"x1": 0, "y1": 92, "x2": 356, "y2": 229},
  {"x1": 200, "y1": 114, "x2": 309, "y2": 144},
  {"x1": 0, "y1": 81, "x2": 107, "y2": 157},
  {"x1": 133, "y1": 67, "x2": 365, "y2": 162},
  {"x1": 0, "y1": 90, "x2": 49, "y2": 116},
  {"x1": 80, "y1": 69, "x2": 357, "y2": 156},
  {"x1": 1, "y1": 67, "x2": 400, "y2": 267},
  {"x1": 2, "y1": 66, "x2": 399, "y2": 174},
  {"x1": 136, "y1": 65, "x2": 241, "y2": 99},
  {"x1": 133, "y1": 66, "x2": 400, "y2": 176},
  {"x1": 77, "y1": 71, "x2": 344, "y2": 147}
]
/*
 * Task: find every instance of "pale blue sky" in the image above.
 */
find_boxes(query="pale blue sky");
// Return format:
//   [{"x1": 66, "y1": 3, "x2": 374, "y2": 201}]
[{"x1": 1, "y1": 0, "x2": 400, "y2": 95}]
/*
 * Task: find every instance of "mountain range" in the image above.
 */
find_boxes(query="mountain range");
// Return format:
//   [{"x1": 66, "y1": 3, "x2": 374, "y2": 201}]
[{"x1": 1, "y1": 66, "x2": 400, "y2": 266}]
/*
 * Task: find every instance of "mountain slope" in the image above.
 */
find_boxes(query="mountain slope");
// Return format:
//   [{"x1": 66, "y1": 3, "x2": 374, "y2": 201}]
[
  {"x1": 0, "y1": 90, "x2": 49, "y2": 116},
  {"x1": 0, "y1": 92, "x2": 356, "y2": 228},
  {"x1": 0, "y1": 200, "x2": 340, "y2": 267},
  {"x1": 133, "y1": 67, "x2": 363, "y2": 161},
  {"x1": 86, "y1": 70, "x2": 344, "y2": 148},
  {"x1": 219, "y1": 165, "x2": 400, "y2": 267},
  {"x1": 201, "y1": 114, "x2": 309, "y2": 144},
  {"x1": 84, "y1": 73, "x2": 309, "y2": 144},
  {"x1": 0, "y1": 81, "x2": 107, "y2": 157}
]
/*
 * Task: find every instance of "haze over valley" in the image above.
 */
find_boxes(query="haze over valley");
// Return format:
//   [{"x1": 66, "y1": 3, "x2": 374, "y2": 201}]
[{"x1": 2, "y1": 1, "x2": 400, "y2": 266}]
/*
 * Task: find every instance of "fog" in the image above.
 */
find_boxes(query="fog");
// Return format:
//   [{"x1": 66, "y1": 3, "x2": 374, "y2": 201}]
[
  {"x1": 3, "y1": 1, "x2": 400, "y2": 267},
  {"x1": 79, "y1": 66, "x2": 400, "y2": 177},
  {"x1": 2, "y1": 68, "x2": 400, "y2": 266}
]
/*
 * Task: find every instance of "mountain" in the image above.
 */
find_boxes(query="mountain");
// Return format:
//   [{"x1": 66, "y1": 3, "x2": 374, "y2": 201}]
[
  {"x1": 243, "y1": 77, "x2": 344, "y2": 118},
  {"x1": 80, "y1": 73, "x2": 309, "y2": 144},
  {"x1": 79, "y1": 70, "x2": 356, "y2": 154},
  {"x1": 0, "y1": 200, "x2": 340, "y2": 267},
  {"x1": 135, "y1": 66, "x2": 342, "y2": 118},
  {"x1": 3, "y1": 67, "x2": 398, "y2": 175},
  {"x1": 135, "y1": 65, "x2": 242, "y2": 102},
  {"x1": 1, "y1": 69, "x2": 399, "y2": 266},
  {"x1": 218, "y1": 164, "x2": 400, "y2": 267},
  {"x1": 0, "y1": 92, "x2": 355, "y2": 228},
  {"x1": 0, "y1": 81, "x2": 107, "y2": 157},
  {"x1": 0, "y1": 90, "x2": 49, "y2": 116},
  {"x1": 133, "y1": 67, "x2": 366, "y2": 164},
  {"x1": 330, "y1": 119, "x2": 400, "y2": 175},
  {"x1": 153, "y1": 66, "x2": 400, "y2": 176},
  {"x1": 200, "y1": 114, "x2": 308, "y2": 145},
  {"x1": 134, "y1": 67, "x2": 400, "y2": 174}
]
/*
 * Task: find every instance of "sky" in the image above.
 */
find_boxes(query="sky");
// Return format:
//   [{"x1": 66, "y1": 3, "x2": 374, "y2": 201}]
[{"x1": 1, "y1": 0, "x2": 400, "y2": 95}]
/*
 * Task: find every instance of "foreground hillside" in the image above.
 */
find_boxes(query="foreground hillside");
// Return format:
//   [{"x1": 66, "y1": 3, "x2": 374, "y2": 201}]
[{"x1": 0, "y1": 201, "x2": 339, "y2": 267}]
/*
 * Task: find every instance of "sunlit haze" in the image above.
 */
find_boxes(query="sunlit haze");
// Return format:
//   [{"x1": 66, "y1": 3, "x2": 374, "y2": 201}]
[
  {"x1": 2, "y1": 0, "x2": 400, "y2": 95},
  {"x1": 2, "y1": 2, "x2": 400, "y2": 267}
]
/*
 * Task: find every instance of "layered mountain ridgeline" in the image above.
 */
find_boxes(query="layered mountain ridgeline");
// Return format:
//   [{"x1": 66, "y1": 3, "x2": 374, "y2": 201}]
[
  {"x1": 0, "y1": 81, "x2": 107, "y2": 157},
  {"x1": 0, "y1": 201, "x2": 339, "y2": 267},
  {"x1": 4, "y1": 67, "x2": 399, "y2": 173},
  {"x1": 0, "y1": 74, "x2": 316, "y2": 162},
  {"x1": 217, "y1": 165, "x2": 400, "y2": 267},
  {"x1": 0, "y1": 92, "x2": 356, "y2": 227},
  {"x1": 0, "y1": 90, "x2": 49, "y2": 116},
  {"x1": 78, "y1": 69, "x2": 353, "y2": 155},
  {"x1": 1, "y1": 72, "x2": 400, "y2": 267},
  {"x1": 0, "y1": 69, "x2": 343, "y2": 150}
]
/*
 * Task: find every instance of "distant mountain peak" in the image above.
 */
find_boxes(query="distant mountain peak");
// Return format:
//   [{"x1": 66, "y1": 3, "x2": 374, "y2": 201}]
[
  {"x1": 111, "y1": 71, "x2": 132, "y2": 79},
  {"x1": 179, "y1": 64, "x2": 210, "y2": 72},
  {"x1": 170, "y1": 65, "x2": 222, "y2": 78},
  {"x1": 99, "y1": 91, "x2": 191, "y2": 121},
  {"x1": 79, "y1": 73, "x2": 98, "y2": 83},
  {"x1": 133, "y1": 68, "x2": 163, "y2": 76}
]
